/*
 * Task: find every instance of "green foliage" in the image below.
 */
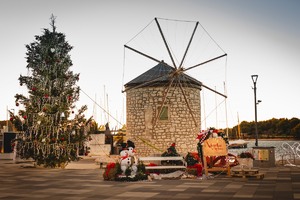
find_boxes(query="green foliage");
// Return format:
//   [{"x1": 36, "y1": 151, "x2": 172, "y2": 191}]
[
  {"x1": 161, "y1": 143, "x2": 179, "y2": 157},
  {"x1": 137, "y1": 161, "x2": 146, "y2": 174},
  {"x1": 125, "y1": 167, "x2": 132, "y2": 177},
  {"x1": 161, "y1": 143, "x2": 183, "y2": 166},
  {"x1": 239, "y1": 152, "x2": 254, "y2": 160},
  {"x1": 291, "y1": 123, "x2": 300, "y2": 140},
  {"x1": 104, "y1": 162, "x2": 148, "y2": 182},
  {"x1": 229, "y1": 117, "x2": 300, "y2": 139},
  {"x1": 185, "y1": 152, "x2": 199, "y2": 166}
]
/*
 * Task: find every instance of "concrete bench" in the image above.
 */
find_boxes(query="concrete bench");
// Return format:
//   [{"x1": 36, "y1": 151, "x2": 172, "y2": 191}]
[{"x1": 138, "y1": 156, "x2": 187, "y2": 170}]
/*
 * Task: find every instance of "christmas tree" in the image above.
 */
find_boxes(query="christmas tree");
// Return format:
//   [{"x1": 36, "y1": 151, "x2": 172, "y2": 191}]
[{"x1": 10, "y1": 15, "x2": 90, "y2": 168}]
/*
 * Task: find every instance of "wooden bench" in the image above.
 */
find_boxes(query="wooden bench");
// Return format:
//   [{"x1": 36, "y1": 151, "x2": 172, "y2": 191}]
[{"x1": 138, "y1": 156, "x2": 187, "y2": 170}]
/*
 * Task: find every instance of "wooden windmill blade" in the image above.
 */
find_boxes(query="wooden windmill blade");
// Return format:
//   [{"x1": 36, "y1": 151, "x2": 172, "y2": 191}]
[
  {"x1": 183, "y1": 53, "x2": 227, "y2": 72},
  {"x1": 154, "y1": 17, "x2": 177, "y2": 69},
  {"x1": 178, "y1": 21, "x2": 199, "y2": 69},
  {"x1": 178, "y1": 80, "x2": 199, "y2": 127},
  {"x1": 124, "y1": 17, "x2": 227, "y2": 129},
  {"x1": 124, "y1": 45, "x2": 162, "y2": 64},
  {"x1": 152, "y1": 76, "x2": 176, "y2": 126}
]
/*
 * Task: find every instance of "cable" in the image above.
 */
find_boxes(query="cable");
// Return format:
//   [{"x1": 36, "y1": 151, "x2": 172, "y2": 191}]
[{"x1": 79, "y1": 88, "x2": 123, "y2": 126}]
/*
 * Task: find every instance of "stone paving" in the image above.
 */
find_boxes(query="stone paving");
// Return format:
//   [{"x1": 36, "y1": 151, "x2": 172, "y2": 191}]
[{"x1": 1, "y1": 158, "x2": 300, "y2": 200}]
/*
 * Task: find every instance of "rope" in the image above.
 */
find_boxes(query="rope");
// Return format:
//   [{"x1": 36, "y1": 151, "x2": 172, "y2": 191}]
[
  {"x1": 201, "y1": 98, "x2": 226, "y2": 125},
  {"x1": 135, "y1": 136, "x2": 164, "y2": 152},
  {"x1": 125, "y1": 18, "x2": 154, "y2": 45},
  {"x1": 79, "y1": 88, "x2": 123, "y2": 126},
  {"x1": 198, "y1": 23, "x2": 226, "y2": 54}
]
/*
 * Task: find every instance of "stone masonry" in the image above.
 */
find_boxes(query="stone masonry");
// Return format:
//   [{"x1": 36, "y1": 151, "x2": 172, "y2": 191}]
[{"x1": 126, "y1": 86, "x2": 201, "y2": 156}]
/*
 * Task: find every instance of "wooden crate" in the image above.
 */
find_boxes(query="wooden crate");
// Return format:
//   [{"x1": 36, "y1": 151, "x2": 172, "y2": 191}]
[{"x1": 231, "y1": 168, "x2": 264, "y2": 179}]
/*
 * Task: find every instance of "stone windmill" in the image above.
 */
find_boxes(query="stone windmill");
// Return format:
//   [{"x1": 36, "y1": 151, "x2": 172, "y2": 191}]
[{"x1": 123, "y1": 18, "x2": 227, "y2": 156}]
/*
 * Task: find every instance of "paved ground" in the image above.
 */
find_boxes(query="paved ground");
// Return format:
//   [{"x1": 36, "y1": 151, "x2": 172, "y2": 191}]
[{"x1": 1, "y1": 158, "x2": 300, "y2": 200}]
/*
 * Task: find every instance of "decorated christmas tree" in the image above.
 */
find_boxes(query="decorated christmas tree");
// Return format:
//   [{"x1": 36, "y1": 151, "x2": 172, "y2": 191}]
[{"x1": 10, "y1": 15, "x2": 90, "y2": 168}]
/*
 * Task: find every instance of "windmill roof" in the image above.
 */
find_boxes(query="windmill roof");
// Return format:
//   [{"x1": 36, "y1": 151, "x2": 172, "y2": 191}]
[{"x1": 124, "y1": 62, "x2": 202, "y2": 90}]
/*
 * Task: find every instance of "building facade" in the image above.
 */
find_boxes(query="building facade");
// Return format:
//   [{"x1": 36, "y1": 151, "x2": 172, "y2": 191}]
[{"x1": 124, "y1": 62, "x2": 202, "y2": 156}]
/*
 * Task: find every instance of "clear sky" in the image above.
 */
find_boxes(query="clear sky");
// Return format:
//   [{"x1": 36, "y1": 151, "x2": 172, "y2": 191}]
[{"x1": 1, "y1": 0, "x2": 299, "y2": 130}]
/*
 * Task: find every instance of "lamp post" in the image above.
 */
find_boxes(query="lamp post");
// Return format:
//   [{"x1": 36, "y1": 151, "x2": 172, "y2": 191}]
[{"x1": 251, "y1": 75, "x2": 258, "y2": 146}]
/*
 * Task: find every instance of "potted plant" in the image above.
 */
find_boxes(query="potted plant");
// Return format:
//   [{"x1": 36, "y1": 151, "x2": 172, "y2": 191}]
[
  {"x1": 239, "y1": 152, "x2": 255, "y2": 160},
  {"x1": 238, "y1": 152, "x2": 254, "y2": 168}
]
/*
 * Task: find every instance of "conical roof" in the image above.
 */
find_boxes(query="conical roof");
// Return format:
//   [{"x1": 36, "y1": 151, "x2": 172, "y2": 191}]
[{"x1": 124, "y1": 62, "x2": 202, "y2": 90}]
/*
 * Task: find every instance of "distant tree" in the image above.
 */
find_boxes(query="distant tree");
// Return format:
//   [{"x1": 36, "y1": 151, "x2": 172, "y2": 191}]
[
  {"x1": 291, "y1": 123, "x2": 300, "y2": 139},
  {"x1": 290, "y1": 118, "x2": 300, "y2": 129},
  {"x1": 227, "y1": 117, "x2": 300, "y2": 139},
  {"x1": 276, "y1": 118, "x2": 290, "y2": 135}
]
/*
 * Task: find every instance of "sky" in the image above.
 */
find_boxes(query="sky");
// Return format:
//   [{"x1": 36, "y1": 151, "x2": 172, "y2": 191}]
[{"x1": 1, "y1": 0, "x2": 299, "y2": 130}]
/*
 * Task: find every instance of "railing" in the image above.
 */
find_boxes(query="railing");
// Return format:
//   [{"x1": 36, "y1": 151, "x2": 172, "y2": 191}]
[{"x1": 276, "y1": 142, "x2": 300, "y2": 166}]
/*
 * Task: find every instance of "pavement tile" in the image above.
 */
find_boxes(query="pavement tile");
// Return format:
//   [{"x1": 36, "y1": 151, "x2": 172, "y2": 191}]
[{"x1": 1, "y1": 159, "x2": 300, "y2": 200}]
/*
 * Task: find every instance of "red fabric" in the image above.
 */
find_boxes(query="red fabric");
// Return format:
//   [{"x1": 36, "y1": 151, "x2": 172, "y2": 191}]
[
  {"x1": 105, "y1": 162, "x2": 116, "y2": 177},
  {"x1": 121, "y1": 155, "x2": 129, "y2": 160},
  {"x1": 148, "y1": 163, "x2": 158, "y2": 166},
  {"x1": 190, "y1": 152, "x2": 200, "y2": 161},
  {"x1": 188, "y1": 164, "x2": 202, "y2": 177}
]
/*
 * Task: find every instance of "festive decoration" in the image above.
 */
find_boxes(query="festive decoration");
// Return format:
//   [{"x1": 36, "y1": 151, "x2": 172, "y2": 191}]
[
  {"x1": 161, "y1": 143, "x2": 180, "y2": 157},
  {"x1": 195, "y1": 128, "x2": 240, "y2": 170},
  {"x1": 196, "y1": 127, "x2": 229, "y2": 164},
  {"x1": 119, "y1": 140, "x2": 138, "y2": 175},
  {"x1": 103, "y1": 140, "x2": 147, "y2": 181},
  {"x1": 185, "y1": 152, "x2": 202, "y2": 177},
  {"x1": 161, "y1": 143, "x2": 183, "y2": 166},
  {"x1": 10, "y1": 15, "x2": 90, "y2": 168}
]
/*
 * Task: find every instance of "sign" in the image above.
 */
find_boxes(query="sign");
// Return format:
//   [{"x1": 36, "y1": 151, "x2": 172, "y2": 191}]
[
  {"x1": 253, "y1": 149, "x2": 269, "y2": 161},
  {"x1": 202, "y1": 138, "x2": 230, "y2": 176},
  {"x1": 202, "y1": 138, "x2": 227, "y2": 156}
]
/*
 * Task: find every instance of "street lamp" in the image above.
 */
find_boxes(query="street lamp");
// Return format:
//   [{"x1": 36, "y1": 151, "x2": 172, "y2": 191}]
[{"x1": 251, "y1": 75, "x2": 258, "y2": 146}]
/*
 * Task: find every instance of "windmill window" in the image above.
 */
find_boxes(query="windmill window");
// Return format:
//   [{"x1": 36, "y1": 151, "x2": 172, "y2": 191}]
[{"x1": 158, "y1": 106, "x2": 168, "y2": 120}]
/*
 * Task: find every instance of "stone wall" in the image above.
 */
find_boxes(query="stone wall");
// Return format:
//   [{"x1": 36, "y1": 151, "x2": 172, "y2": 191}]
[
  {"x1": 126, "y1": 86, "x2": 201, "y2": 156},
  {"x1": 87, "y1": 134, "x2": 111, "y2": 156}
]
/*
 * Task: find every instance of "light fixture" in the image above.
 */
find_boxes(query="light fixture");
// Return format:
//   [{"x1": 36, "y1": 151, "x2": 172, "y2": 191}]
[{"x1": 251, "y1": 74, "x2": 259, "y2": 146}]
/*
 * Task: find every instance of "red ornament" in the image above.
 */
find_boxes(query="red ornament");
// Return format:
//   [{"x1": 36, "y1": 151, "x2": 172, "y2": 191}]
[
  {"x1": 23, "y1": 116, "x2": 27, "y2": 119},
  {"x1": 16, "y1": 102, "x2": 19, "y2": 106},
  {"x1": 213, "y1": 129, "x2": 219, "y2": 133},
  {"x1": 31, "y1": 87, "x2": 37, "y2": 91},
  {"x1": 61, "y1": 137, "x2": 65, "y2": 141},
  {"x1": 171, "y1": 143, "x2": 176, "y2": 147},
  {"x1": 68, "y1": 96, "x2": 72, "y2": 101},
  {"x1": 10, "y1": 117, "x2": 14, "y2": 121},
  {"x1": 44, "y1": 94, "x2": 49, "y2": 98},
  {"x1": 43, "y1": 107, "x2": 47, "y2": 112}
]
